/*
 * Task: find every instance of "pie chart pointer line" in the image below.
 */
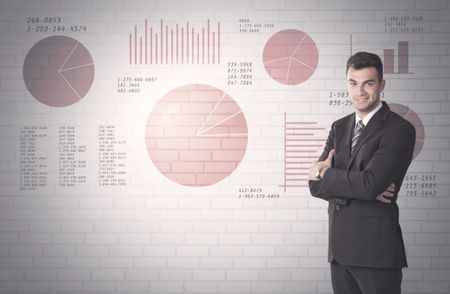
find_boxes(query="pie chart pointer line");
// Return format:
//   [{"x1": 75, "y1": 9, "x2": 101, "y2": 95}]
[
  {"x1": 290, "y1": 57, "x2": 316, "y2": 71},
  {"x1": 58, "y1": 70, "x2": 83, "y2": 100},
  {"x1": 196, "y1": 91, "x2": 227, "y2": 135},
  {"x1": 285, "y1": 57, "x2": 293, "y2": 84},
  {"x1": 59, "y1": 42, "x2": 80, "y2": 72},
  {"x1": 263, "y1": 56, "x2": 291, "y2": 65},
  {"x1": 290, "y1": 34, "x2": 307, "y2": 57},
  {"x1": 59, "y1": 62, "x2": 94, "y2": 72},
  {"x1": 197, "y1": 110, "x2": 243, "y2": 136}
]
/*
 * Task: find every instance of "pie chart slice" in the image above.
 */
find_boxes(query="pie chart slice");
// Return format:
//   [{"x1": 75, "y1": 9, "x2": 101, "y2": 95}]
[
  {"x1": 23, "y1": 35, "x2": 94, "y2": 107},
  {"x1": 389, "y1": 103, "x2": 425, "y2": 159},
  {"x1": 145, "y1": 84, "x2": 248, "y2": 186},
  {"x1": 263, "y1": 29, "x2": 319, "y2": 85}
]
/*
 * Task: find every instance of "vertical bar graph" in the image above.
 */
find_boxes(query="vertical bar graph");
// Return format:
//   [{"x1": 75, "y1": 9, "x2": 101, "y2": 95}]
[
  {"x1": 383, "y1": 41, "x2": 413, "y2": 74},
  {"x1": 349, "y1": 35, "x2": 413, "y2": 75},
  {"x1": 129, "y1": 19, "x2": 221, "y2": 65},
  {"x1": 280, "y1": 112, "x2": 327, "y2": 192}
]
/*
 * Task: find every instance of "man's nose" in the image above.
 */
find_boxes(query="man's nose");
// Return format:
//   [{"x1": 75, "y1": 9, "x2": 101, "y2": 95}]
[{"x1": 356, "y1": 85, "x2": 366, "y2": 95}]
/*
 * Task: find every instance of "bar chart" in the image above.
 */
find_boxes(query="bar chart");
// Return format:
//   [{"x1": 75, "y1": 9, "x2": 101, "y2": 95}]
[
  {"x1": 280, "y1": 112, "x2": 326, "y2": 192},
  {"x1": 349, "y1": 35, "x2": 413, "y2": 75},
  {"x1": 128, "y1": 19, "x2": 221, "y2": 65},
  {"x1": 384, "y1": 41, "x2": 412, "y2": 74}
]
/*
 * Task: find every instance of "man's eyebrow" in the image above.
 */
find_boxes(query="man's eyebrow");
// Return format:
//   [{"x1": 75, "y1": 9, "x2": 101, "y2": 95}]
[{"x1": 347, "y1": 78, "x2": 377, "y2": 83}]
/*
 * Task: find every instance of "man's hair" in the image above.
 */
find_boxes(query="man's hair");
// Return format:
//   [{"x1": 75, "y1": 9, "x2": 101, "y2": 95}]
[{"x1": 346, "y1": 51, "x2": 383, "y2": 82}]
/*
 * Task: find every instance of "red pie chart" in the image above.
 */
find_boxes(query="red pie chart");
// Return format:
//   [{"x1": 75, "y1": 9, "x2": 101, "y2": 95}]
[
  {"x1": 23, "y1": 35, "x2": 95, "y2": 107},
  {"x1": 263, "y1": 29, "x2": 319, "y2": 85},
  {"x1": 389, "y1": 103, "x2": 425, "y2": 159},
  {"x1": 145, "y1": 84, "x2": 248, "y2": 186}
]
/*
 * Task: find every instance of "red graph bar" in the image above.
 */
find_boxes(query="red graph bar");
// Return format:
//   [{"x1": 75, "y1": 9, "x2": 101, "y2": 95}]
[
  {"x1": 212, "y1": 32, "x2": 215, "y2": 64},
  {"x1": 384, "y1": 49, "x2": 395, "y2": 74},
  {"x1": 218, "y1": 22, "x2": 220, "y2": 64},
  {"x1": 150, "y1": 28, "x2": 153, "y2": 64},
  {"x1": 155, "y1": 33, "x2": 158, "y2": 64},
  {"x1": 139, "y1": 37, "x2": 142, "y2": 64},
  {"x1": 197, "y1": 33, "x2": 199, "y2": 64},
  {"x1": 398, "y1": 41, "x2": 409, "y2": 74},
  {"x1": 171, "y1": 29, "x2": 174, "y2": 64},
  {"x1": 349, "y1": 33, "x2": 352, "y2": 56},
  {"x1": 134, "y1": 25, "x2": 137, "y2": 65},
  {"x1": 207, "y1": 19, "x2": 210, "y2": 64},
  {"x1": 186, "y1": 22, "x2": 189, "y2": 64},
  {"x1": 129, "y1": 33, "x2": 132, "y2": 65},
  {"x1": 166, "y1": 25, "x2": 168, "y2": 65},
  {"x1": 160, "y1": 20, "x2": 163, "y2": 65},
  {"x1": 145, "y1": 19, "x2": 147, "y2": 64},
  {"x1": 181, "y1": 28, "x2": 184, "y2": 64},
  {"x1": 284, "y1": 112, "x2": 287, "y2": 192},
  {"x1": 192, "y1": 27, "x2": 194, "y2": 64},
  {"x1": 202, "y1": 28, "x2": 205, "y2": 64},
  {"x1": 176, "y1": 24, "x2": 179, "y2": 64}
]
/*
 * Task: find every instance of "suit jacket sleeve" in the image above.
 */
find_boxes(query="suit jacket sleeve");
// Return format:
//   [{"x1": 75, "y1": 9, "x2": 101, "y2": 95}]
[
  {"x1": 308, "y1": 122, "x2": 349, "y2": 205},
  {"x1": 315, "y1": 121, "x2": 416, "y2": 201}
]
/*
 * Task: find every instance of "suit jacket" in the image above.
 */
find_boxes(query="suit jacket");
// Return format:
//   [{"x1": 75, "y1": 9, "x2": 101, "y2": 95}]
[{"x1": 309, "y1": 101, "x2": 416, "y2": 269}]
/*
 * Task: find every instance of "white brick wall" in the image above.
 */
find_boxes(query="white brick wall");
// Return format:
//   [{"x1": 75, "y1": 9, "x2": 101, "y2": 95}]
[{"x1": 0, "y1": 0, "x2": 449, "y2": 293}]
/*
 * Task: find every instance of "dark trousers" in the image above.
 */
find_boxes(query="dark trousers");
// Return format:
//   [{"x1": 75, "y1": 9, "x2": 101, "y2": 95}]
[{"x1": 331, "y1": 260, "x2": 402, "y2": 294}]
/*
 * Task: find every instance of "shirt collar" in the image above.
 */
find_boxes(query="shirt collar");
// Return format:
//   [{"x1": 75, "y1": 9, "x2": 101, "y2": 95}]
[{"x1": 355, "y1": 101, "x2": 383, "y2": 127}]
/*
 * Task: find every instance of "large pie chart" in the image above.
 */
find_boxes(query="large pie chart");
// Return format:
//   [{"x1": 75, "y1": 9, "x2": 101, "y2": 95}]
[
  {"x1": 23, "y1": 35, "x2": 94, "y2": 107},
  {"x1": 263, "y1": 29, "x2": 319, "y2": 85},
  {"x1": 145, "y1": 84, "x2": 248, "y2": 186},
  {"x1": 389, "y1": 103, "x2": 425, "y2": 159}
]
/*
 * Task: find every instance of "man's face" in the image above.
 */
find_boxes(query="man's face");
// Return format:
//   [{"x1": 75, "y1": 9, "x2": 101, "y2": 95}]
[{"x1": 347, "y1": 66, "x2": 385, "y2": 117}]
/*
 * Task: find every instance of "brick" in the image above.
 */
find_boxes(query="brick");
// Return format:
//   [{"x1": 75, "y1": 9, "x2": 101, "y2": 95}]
[
  {"x1": 84, "y1": 281, "x2": 116, "y2": 292},
  {"x1": 92, "y1": 269, "x2": 125, "y2": 280},
  {"x1": 201, "y1": 257, "x2": 232, "y2": 269},
  {"x1": 226, "y1": 269, "x2": 259, "y2": 281},
  {"x1": 17, "y1": 281, "x2": 49, "y2": 293},
  {"x1": 101, "y1": 257, "x2": 133, "y2": 268},
  {"x1": 218, "y1": 281, "x2": 251, "y2": 293},
  {"x1": 117, "y1": 281, "x2": 150, "y2": 292},
  {"x1": 50, "y1": 281, "x2": 83, "y2": 293},
  {"x1": 150, "y1": 281, "x2": 183, "y2": 293},
  {"x1": 126, "y1": 269, "x2": 158, "y2": 280}
]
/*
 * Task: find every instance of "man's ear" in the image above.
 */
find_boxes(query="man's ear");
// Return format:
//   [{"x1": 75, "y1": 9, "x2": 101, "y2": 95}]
[{"x1": 380, "y1": 79, "x2": 386, "y2": 92}]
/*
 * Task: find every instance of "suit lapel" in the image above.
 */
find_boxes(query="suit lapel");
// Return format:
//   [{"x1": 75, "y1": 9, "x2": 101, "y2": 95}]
[{"x1": 347, "y1": 102, "x2": 390, "y2": 169}]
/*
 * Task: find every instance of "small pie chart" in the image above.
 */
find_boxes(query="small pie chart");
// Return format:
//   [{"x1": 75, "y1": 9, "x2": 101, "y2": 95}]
[
  {"x1": 263, "y1": 29, "x2": 319, "y2": 85},
  {"x1": 23, "y1": 35, "x2": 94, "y2": 107},
  {"x1": 389, "y1": 103, "x2": 425, "y2": 159},
  {"x1": 145, "y1": 84, "x2": 248, "y2": 186}
]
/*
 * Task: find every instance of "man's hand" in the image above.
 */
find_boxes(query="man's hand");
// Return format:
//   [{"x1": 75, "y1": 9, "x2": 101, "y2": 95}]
[
  {"x1": 308, "y1": 149, "x2": 335, "y2": 181},
  {"x1": 376, "y1": 183, "x2": 396, "y2": 203}
]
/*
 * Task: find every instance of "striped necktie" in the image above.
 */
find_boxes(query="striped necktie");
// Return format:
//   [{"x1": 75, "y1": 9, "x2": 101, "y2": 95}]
[{"x1": 351, "y1": 120, "x2": 365, "y2": 153}]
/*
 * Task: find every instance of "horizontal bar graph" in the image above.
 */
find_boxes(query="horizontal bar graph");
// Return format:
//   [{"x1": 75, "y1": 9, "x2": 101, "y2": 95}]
[
  {"x1": 281, "y1": 112, "x2": 327, "y2": 192},
  {"x1": 129, "y1": 19, "x2": 221, "y2": 65}
]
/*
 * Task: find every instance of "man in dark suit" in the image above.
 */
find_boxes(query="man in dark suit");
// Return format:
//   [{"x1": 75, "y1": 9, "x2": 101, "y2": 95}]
[{"x1": 308, "y1": 52, "x2": 416, "y2": 294}]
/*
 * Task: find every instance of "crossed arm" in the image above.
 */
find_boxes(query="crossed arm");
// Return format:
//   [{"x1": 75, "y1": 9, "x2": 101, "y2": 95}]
[
  {"x1": 308, "y1": 121, "x2": 415, "y2": 203},
  {"x1": 309, "y1": 149, "x2": 396, "y2": 203}
]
